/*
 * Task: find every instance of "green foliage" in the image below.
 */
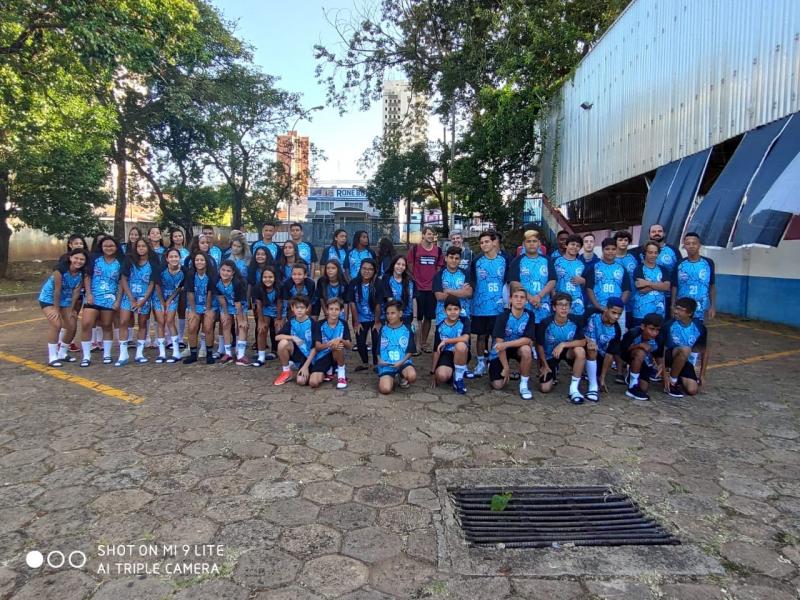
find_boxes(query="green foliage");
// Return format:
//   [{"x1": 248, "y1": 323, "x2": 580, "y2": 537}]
[{"x1": 490, "y1": 492, "x2": 513, "y2": 512}]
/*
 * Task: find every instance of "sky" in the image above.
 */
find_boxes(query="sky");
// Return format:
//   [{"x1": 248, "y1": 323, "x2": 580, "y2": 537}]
[{"x1": 213, "y1": 0, "x2": 392, "y2": 182}]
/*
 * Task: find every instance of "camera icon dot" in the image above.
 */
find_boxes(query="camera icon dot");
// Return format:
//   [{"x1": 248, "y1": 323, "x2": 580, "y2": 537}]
[{"x1": 26, "y1": 551, "x2": 44, "y2": 569}]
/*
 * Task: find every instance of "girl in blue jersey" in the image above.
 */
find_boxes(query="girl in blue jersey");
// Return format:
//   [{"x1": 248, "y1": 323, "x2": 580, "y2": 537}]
[
  {"x1": 228, "y1": 236, "x2": 251, "y2": 279},
  {"x1": 315, "y1": 260, "x2": 347, "y2": 321},
  {"x1": 57, "y1": 235, "x2": 89, "y2": 353},
  {"x1": 379, "y1": 255, "x2": 415, "y2": 327},
  {"x1": 376, "y1": 237, "x2": 396, "y2": 278},
  {"x1": 346, "y1": 230, "x2": 376, "y2": 281},
  {"x1": 277, "y1": 240, "x2": 300, "y2": 282},
  {"x1": 309, "y1": 297, "x2": 353, "y2": 389},
  {"x1": 252, "y1": 266, "x2": 281, "y2": 367},
  {"x1": 248, "y1": 248, "x2": 272, "y2": 292},
  {"x1": 116, "y1": 239, "x2": 160, "y2": 366},
  {"x1": 80, "y1": 236, "x2": 123, "y2": 367},
  {"x1": 168, "y1": 228, "x2": 190, "y2": 346},
  {"x1": 377, "y1": 300, "x2": 417, "y2": 394},
  {"x1": 280, "y1": 263, "x2": 316, "y2": 319},
  {"x1": 39, "y1": 249, "x2": 87, "y2": 366},
  {"x1": 120, "y1": 227, "x2": 142, "y2": 255},
  {"x1": 322, "y1": 229, "x2": 349, "y2": 269},
  {"x1": 183, "y1": 251, "x2": 218, "y2": 365},
  {"x1": 186, "y1": 234, "x2": 218, "y2": 270},
  {"x1": 215, "y1": 259, "x2": 249, "y2": 365},
  {"x1": 153, "y1": 248, "x2": 186, "y2": 363},
  {"x1": 347, "y1": 258, "x2": 381, "y2": 371},
  {"x1": 147, "y1": 226, "x2": 165, "y2": 256}
]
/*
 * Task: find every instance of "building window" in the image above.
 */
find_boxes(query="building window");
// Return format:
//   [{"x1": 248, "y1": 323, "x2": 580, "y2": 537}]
[
  {"x1": 315, "y1": 201, "x2": 334, "y2": 212},
  {"x1": 344, "y1": 201, "x2": 362, "y2": 208}
]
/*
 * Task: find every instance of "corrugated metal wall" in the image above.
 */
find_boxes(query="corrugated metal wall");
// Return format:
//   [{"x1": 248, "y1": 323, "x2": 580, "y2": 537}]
[{"x1": 541, "y1": 0, "x2": 800, "y2": 205}]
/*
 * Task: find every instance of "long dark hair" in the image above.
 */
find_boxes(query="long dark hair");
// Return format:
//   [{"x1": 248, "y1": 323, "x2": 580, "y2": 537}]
[
  {"x1": 94, "y1": 235, "x2": 123, "y2": 262},
  {"x1": 386, "y1": 254, "x2": 412, "y2": 309},
  {"x1": 331, "y1": 228, "x2": 349, "y2": 249},
  {"x1": 249, "y1": 246, "x2": 274, "y2": 271},
  {"x1": 377, "y1": 237, "x2": 395, "y2": 262},
  {"x1": 318, "y1": 259, "x2": 345, "y2": 304},
  {"x1": 352, "y1": 230, "x2": 369, "y2": 250},
  {"x1": 189, "y1": 250, "x2": 215, "y2": 278},
  {"x1": 353, "y1": 257, "x2": 378, "y2": 304},
  {"x1": 219, "y1": 258, "x2": 245, "y2": 288},
  {"x1": 125, "y1": 237, "x2": 156, "y2": 265},
  {"x1": 66, "y1": 234, "x2": 88, "y2": 253}
]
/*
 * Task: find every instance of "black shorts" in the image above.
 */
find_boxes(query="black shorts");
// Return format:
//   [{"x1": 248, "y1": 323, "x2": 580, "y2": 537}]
[
  {"x1": 311, "y1": 353, "x2": 335, "y2": 374},
  {"x1": 546, "y1": 348, "x2": 574, "y2": 374},
  {"x1": 665, "y1": 349, "x2": 699, "y2": 381},
  {"x1": 416, "y1": 290, "x2": 436, "y2": 320},
  {"x1": 83, "y1": 303, "x2": 115, "y2": 312},
  {"x1": 39, "y1": 301, "x2": 53, "y2": 309},
  {"x1": 621, "y1": 349, "x2": 657, "y2": 381},
  {"x1": 489, "y1": 348, "x2": 522, "y2": 381},
  {"x1": 471, "y1": 315, "x2": 498, "y2": 336},
  {"x1": 435, "y1": 349, "x2": 471, "y2": 371},
  {"x1": 289, "y1": 346, "x2": 310, "y2": 367}
]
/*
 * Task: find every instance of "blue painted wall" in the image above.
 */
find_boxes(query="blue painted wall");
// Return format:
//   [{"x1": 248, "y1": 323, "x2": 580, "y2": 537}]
[{"x1": 716, "y1": 274, "x2": 800, "y2": 327}]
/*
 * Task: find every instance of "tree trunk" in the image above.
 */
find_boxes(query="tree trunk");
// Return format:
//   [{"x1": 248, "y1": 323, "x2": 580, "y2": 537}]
[
  {"x1": 113, "y1": 131, "x2": 127, "y2": 240},
  {"x1": 0, "y1": 169, "x2": 11, "y2": 278},
  {"x1": 232, "y1": 190, "x2": 243, "y2": 230}
]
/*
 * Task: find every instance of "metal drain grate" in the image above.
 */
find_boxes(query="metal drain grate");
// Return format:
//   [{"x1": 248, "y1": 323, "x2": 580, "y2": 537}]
[{"x1": 450, "y1": 486, "x2": 680, "y2": 548}]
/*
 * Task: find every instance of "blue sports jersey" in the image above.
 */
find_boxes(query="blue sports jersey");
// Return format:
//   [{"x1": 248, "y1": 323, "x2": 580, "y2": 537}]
[
  {"x1": 154, "y1": 267, "x2": 185, "y2": 312},
  {"x1": 208, "y1": 246, "x2": 223, "y2": 265},
  {"x1": 553, "y1": 256, "x2": 586, "y2": 315},
  {"x1": 280, "y1": 279, "x2": 314, "y2": 318},
  {"x1": 663, "y1": 318, "x2": 707, "y2": 350},
  {"x1": 189, "y1": 272, "x2": 211, "y2": 314},
  {"x1": 384, "y1": 275, "x2": 415, "y2": 319},
  {"x1": 489, "y1": 309, "x2": 535, "y2": 359},
  {"x1": 632, "y1": 263, "x2": 668, "y2": 319},
  {"x1": 656, "y1": 245, "x2": 680, "y2": 277},
  {"x1": 153, "y1": 246, "x2": 166, "y2": 256},
  {"x1": 39, "y1": 268, "x2": 83, "y2": 308},
  {"x1": 355, "y1": 283, "x2": 376, "y2": 321},
  {"x1": 584, "y1": 312, "x2": 621, "y2": 356},
  {"x1": 233, "y1": 258, "x2": 249, "y2": 279},
  {"x1": 257, "y1": 287, "x2": 279, "y2": 317},
  {"x1": 586, "y1": 260, "x2": 629, "y2": 308},
  {"x1": 621, "y1": 327, "x2": 662, "y2": 367},
  {"x1": 296, "y1": 242, "x2": 315, "y2": 269},
  {"x1": 283, "y1": 317, "x2": 314, "y2": 357},
  {"x1": 674, "y1": 257, "x2": 715, "y2": 319},
  {"x1": 121, "y1": 260, "x2": 155, "y2": 312},
  {"x1": 252, "y1": 240, "x2": 279, "y2": 261},
  {"x1": 507, "y1": 254, "x2": 554, "y2": 321},
  {"x1": 216, "y1": 279, "x2": 246, "y2": 315},
  {"x1": 280, "y1": 263, "x2": 294, "y2": 281},
  {"x1": 433, "y1": 268, "x2": 470, "y2": 321},
  {"x1": 346, "y1": 248, "x2": 375, "y2": 280},
  {"x1": 172, "y1": 247, "x2": 190, "y2": 261},
  {"x1": 616, "y1": 253, "x2": 638, "y2": 310},
  {"x1": 379, "y1": 323, "x2": 414, "y2": 364},
  {"x1": 313, "y1": 319, "x2": 349, "y2": 362},
  {"x1": 434, "y1": 316, "x2": 470, "y2": 352},
  {"x1": 536, "y1": 316, "x2": 583, "y2": 358},
  {"x1": 323, "y1": 245, "x2": 348, "y2": 267},
  {"x1": 88, "y1": 257, "x2": 121, "y2": 308},
  {"x1": 471, "y1": 255, "x2": 507, "y2": 316}
]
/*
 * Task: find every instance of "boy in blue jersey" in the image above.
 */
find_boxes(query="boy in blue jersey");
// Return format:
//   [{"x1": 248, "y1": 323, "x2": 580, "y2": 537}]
[
  {"x1": 280, "y1": 263, "x2": 316, "y2": 319},
  {"x1": 636, "y1": 224, "x2": 682, "y2": 302},
  {"x1": 550, "y1": 230, "x2": 570, "y2": 259},
  {"x1": 553, "y1": 234, "x2": 587, "y2": 317},
  {"x1": 661, "y1": 297, "x2": 708, "y2": 398},
  {"x1": 631, "y1": 241, "x2": 670, "y2": 325},
  {"x1": 507, "y1": 230, "x2": 556, "y2": 322},
  {"x1": 614, "y1": 230, "x2": 638, "y2": 328},
  {"x1": 620, "y1": 313, "x2": 664, "y2": 401},
  {"x1": 251, "y1": 222, "x2": 282, "y2": 262},
  {"x1": 536, "y1": 292, "x2": 587, "y2": 403},
  {"x1": 583, "y1": 298, "x2": 624, "y2": 401},
  {"x1": 274, "y1": 295, "x2": 316, "y2": 386},
  {"x1": 377, "y1": 300, "x2": 418, "y2": 394},
  {"x1": 585, "y1": 237, "x2": 631, "y2": 312},
  {"x1": 489, "y1": 286, "x2": 536, "y2": 400},
  {"x1": 201, "y1": 225, "x2": 224, "y2": 266},
  {"x1": 432, "y1": 246, "x2": 473, "y2": 322},
  {"x1": 672, "y1": 232, "x2": 716, "y2": 321},
  {"x1": 469, "y1": 231, "x2": 508, "y2": 377},
  {"x1": 309, "y1": 298, "x2": 352, "y2": 389},
  {"x1": 289, "y1": 222, "x2": 318, "y2": 276},
  {"x1": 431, "y1": 296, "x2": 471, "y2": 395}
]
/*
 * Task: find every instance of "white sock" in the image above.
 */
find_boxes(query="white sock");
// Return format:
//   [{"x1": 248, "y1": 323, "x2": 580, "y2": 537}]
[
  {"x1": 337, "y1": 365, "x2": 346, "y2": 378},
  {"x1": 118, "y1": 341, "x2": 129, "y2": 362},
  {"x1": 136, "y1": 340, "x2": 145, "y2": 359},
  {"x1": 58, "y1": 329, "x2": 65, "y2": 344},
  {"x1": 171, "y1": 335, "x2": 181, "y2": 358},
  {"x1": 258, "y1": 350, "x2": 266, "y2": 362},
  {"x1": 200, "y1": 332, "x2": 206, "y2": 345},
  {"x1": 236, "y1": 340, "x2": 246, "y2": 359},
  {"x1": 629, "y1": 372, "x2": 640, "y2": 387},
  {"x1": 520, "y1": 375, "x2": 529, "y2": 388},
  {"x1": 217, "y1": 335, "x2": 225, "y2": 354},
  {"x1": 102, "y1": 339, "x2": 112, "y2": 358},
  {"x1": 586, "y1": 360, "x2": 598, "y2": 391},
  {"x1": 569, "y1": 376, "x2": 580, "y2": 395},
  {"x1": 48, "y1": 343, "x2": 58, "y2": 363},
  {"x1": 282, "y1": 364, "x2": 291, "y2": 372},
  {"x1": 81, "y1": 341, "x2": 92, "y2": 361},
  {"x1": 532, "y1": 346, "x2": 538, "y2": 360},
  {"x1": 157, "y1": 338, "x2": 166, "y2": 358},
  {"x1": 199, "y1": 339, "x2": 207, "y2": 353},
  {"x1": 454, "y1": 364, "x2": 466, "y2": 381},
  {"x1": 57, "y1": 343, "x2": 69, "y2": 359},
  {"x1": 670, "y1": 376, "x2": 678, "y2": 385},
  {"x1": 224, "y1": 344, "x2": 232, "y2": 356},
  {"x1": 178, "y1": 318, "x2": 186, "y2": 339}
]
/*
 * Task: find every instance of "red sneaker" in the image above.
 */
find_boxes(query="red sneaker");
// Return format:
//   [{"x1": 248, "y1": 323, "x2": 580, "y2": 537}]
[
  {"x1": 274, "y1": 370, "x2": 294, "y2": 386},
  {"x1": 218, "y1": 354, "x2": 234, "y2": 364},
  {"x1": 337, "y1": 376, "x2": 348, "y2": 389},
  {"x1": 68, "y1": 342, "x2": 80, "y2": 352},
  {"x1": 235, "y1": 356, "x2": 250, "y2": 366}
]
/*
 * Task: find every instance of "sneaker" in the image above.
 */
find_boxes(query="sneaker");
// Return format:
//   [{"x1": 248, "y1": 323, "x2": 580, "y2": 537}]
[
  {"x1": 667, "y1": 383, "x2": 684, "y2": 398},
  {"x1": 614, "y1": 373, "x2": 627, "y2": 385},
  {"x1": 236, "y1": 356, "x2": 250, "y2": 366},
  {"x1": 471, "y1": 362, "x2": 487, "y2": 378},
  {"x1": 453, "y1": 379, "x2": 467, "y2": 395},
  {"x1": 324, "y1": 372, "x2": 334, "y2": 382},
  {"x1": 519, "y1": 383, "x2": 533, "y2": 400},
  {"x1": 219, "y1": 354, "x2": 234, "y2": 364},
  {"x1": 625, "y1": 385, "x2": 650, "y2": 401},
  {"x1": 650, "y1": 373, "x2": 663, "y2": 384},
  {"x1": 398, "y1": 377, "x2": 410, "y2": 389},
  {"x1": 274, "y1": 370, "x2": 293, "y2": 385},
  {"x1": 569, "y1": 391, "x2": 585, "y2": 405},
  {"x1": 336, "y1": 376, "x2": 348, "y2": 389},
  {"x1": 212, "y1": 351, "x2": 222, "y2": 360},
  {"x1": 68, "y1": 342, "x2": 80, "y2": 352},
  {"x1": 198, "y1": 346, "x2": 207, "y2": 358}
]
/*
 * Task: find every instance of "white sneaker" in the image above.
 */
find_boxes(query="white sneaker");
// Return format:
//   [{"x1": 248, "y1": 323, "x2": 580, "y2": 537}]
[
  {"x1": 198, "y1": 346, "x2": 207, "y2": 358},
  {"x1": 472, "y1": 361, "x2": 487, "y2": 378},
  {"x1": 519, "y1": 383, "x2": 533, "y2": 400},
  {"x1": 181, "y1": 347, "x2": 191, "y2": 358}
]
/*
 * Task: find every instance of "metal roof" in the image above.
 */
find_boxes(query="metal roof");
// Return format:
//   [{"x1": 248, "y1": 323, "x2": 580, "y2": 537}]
[{"x1": 540, "y1": 0, "x2": 800, "y2": 206}]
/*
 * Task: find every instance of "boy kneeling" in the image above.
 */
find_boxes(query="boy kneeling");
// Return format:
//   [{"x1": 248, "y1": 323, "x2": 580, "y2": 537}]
[
  {"x1": 620, "y1": 312, "x2": 664, "y2": 401},
  {"x1": 489, "y1": 285, "x2": 536, "y2": 400},
  {"x1": 274, "y1": 295, "x2": 316, "y2": 386},
  {"x1": 583, "y1": 297, "x2": 624, "y2": 402},
  {"x1": 662, "y1": 297, "x2": 707, "y2": 398},
  {"x1": 377, "y1": 300, "x2": 417, "y2": 394},
  {"x1": 310, "y1": 297, "x2": 353, "y2": 389},
  {"x1": 535, "y1": 292, "x2": 587, "y2": 404},
  {"x1": 431, "y1": 295, "x2": 471, "y2": 395}
]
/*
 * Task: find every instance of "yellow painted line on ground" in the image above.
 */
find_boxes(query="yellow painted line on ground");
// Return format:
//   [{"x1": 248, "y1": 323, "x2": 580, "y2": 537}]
[
  {"x1": 708, "y1": 348, "x2": 800, "y2": 370},
  {"x1": 711, "y1": 319, "x2": 800, "y2": 340},
  {"x1": 0, "y1": 351, "x2": 144, "y2": 405},
  {"x1": 0, "y1": 317, "x2": 46, "y2": 329}
]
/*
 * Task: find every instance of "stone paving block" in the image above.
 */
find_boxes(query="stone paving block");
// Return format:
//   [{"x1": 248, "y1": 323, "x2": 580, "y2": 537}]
[
  {"x1": 511, "y1": 578, "x2": 586, "y2": 599},
  {"x1": 341, "y1": 526, "x2": 402, "y2": 563},
  {"x1": 376, "y1": 505, "x2": 432, "y2": 534},
  {"x1": 335, "y1": 466, "x2": 383, "y2": 487},
  {"x1": 729, "y1": 583, "x2": 799, "y2": 600},
  {"x1": 354, "y1": 484, "x2": 406, "y2": 508},
  {"x1": 250, "y1": 480, "x2": 300, "y2": 501},
  {"x1": 215, "y1": 518, "x2": 281, "y2": 550},
  {"x1": 253, "y1": 585, "x2": 324, "y2": 600},
  {"x1": 404, "y1": 528, "x2": 437, "y2": 563},
  {"x1": 338, "y1": 589, "x2": 395, "y2": 600},
  {"x1": 319, "y1": 450, "x2": 363, "y2": 467},
  {"x1": 154, "y1": 516, "x2": 218, "y2": 546},
  {"x1": 142, "y1": 473, "x2": 200, "y2": 496},
  {"x1": 12, "y1": 570, "x2": 97, "y2": 600},
  {"x1": 318, "y1": 502, "x2": 378, "y2": 530},
  {"x1": 660, "y1": 583, "x2": 727, "y2": 600},
  {"x1": 720, "y1": 542, "x2": 797, "y2": 578},
  {"x1": 279, "y1": 524, "x2": 342, "y2": 559},
  {"x1": 584, "y1": 580, "x2": 654, "y2": 599},
  {"x1": 0, "y1": 506, "x2": 35, "y2": 533},
  {"x1": 92, "y1": 576, "x2": 172, "y2": 600},
  {"x1": 285, "y1": 463, "x2": 335, "y2": 482},
  {"x1": 407, "y1": 487, "x2": 439, "y2": 511},
  {"x1": 371, "y1": 554, "x2": 436, "y2": 597},
  {"x1": 35, "y1": 485, "x2": 100, "y2": 511},
  {"x1": 204, "y1": 494, "x2": 262, "y2": 523},
  {"x1": 718, "y1": 475, "x2": 775, "y2": 500},
  {"x1": 233, "y1": 548, "x2": 301, "y2": 589},
  {"x1": 300, "y1": 554, "x2": 369, "y2": 597},
  {"x1": 302, "y1": 480, "x2": 354, "y2": 504},
  {"x1": 261, "y1": 498, "x2": 320, "y2": 526},
  {"x1": 345, "y1": 438, "x2": 387, "y2": 455},
  {"x1": 173, "y1": 578, "x2": 250, "y2": 600},
  {"x1": 305, "y1": 435, "x2": 345, "y2": 452},
  {"x1": 148, "y1": 491, "x2": 206, "y2": 519},
  {"x1": 274, "y1": 445, "x2": 320, "y2": 464},
  {"x1": 383, "y1": 471, "x2": 431, "y2": 490}
]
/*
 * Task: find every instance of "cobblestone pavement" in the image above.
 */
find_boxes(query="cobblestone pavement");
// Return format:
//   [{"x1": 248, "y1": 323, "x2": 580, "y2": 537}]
[{"x1": 0, "y1": 304, "x2": 798, "y2": 599}]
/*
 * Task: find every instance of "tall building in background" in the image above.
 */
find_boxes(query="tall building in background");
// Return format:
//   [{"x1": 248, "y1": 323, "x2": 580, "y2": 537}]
[
  {"x1": 276, "y1": 130, "x2": 310, "y2": 221},
  {"x1": 382, "y1": 80, "x2": 427, "y2": 150}
]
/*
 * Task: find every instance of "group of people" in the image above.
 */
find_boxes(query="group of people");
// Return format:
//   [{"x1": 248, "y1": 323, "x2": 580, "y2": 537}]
[{"x1": 37, "y1": 220, "x2": 714, "y2": 401}]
